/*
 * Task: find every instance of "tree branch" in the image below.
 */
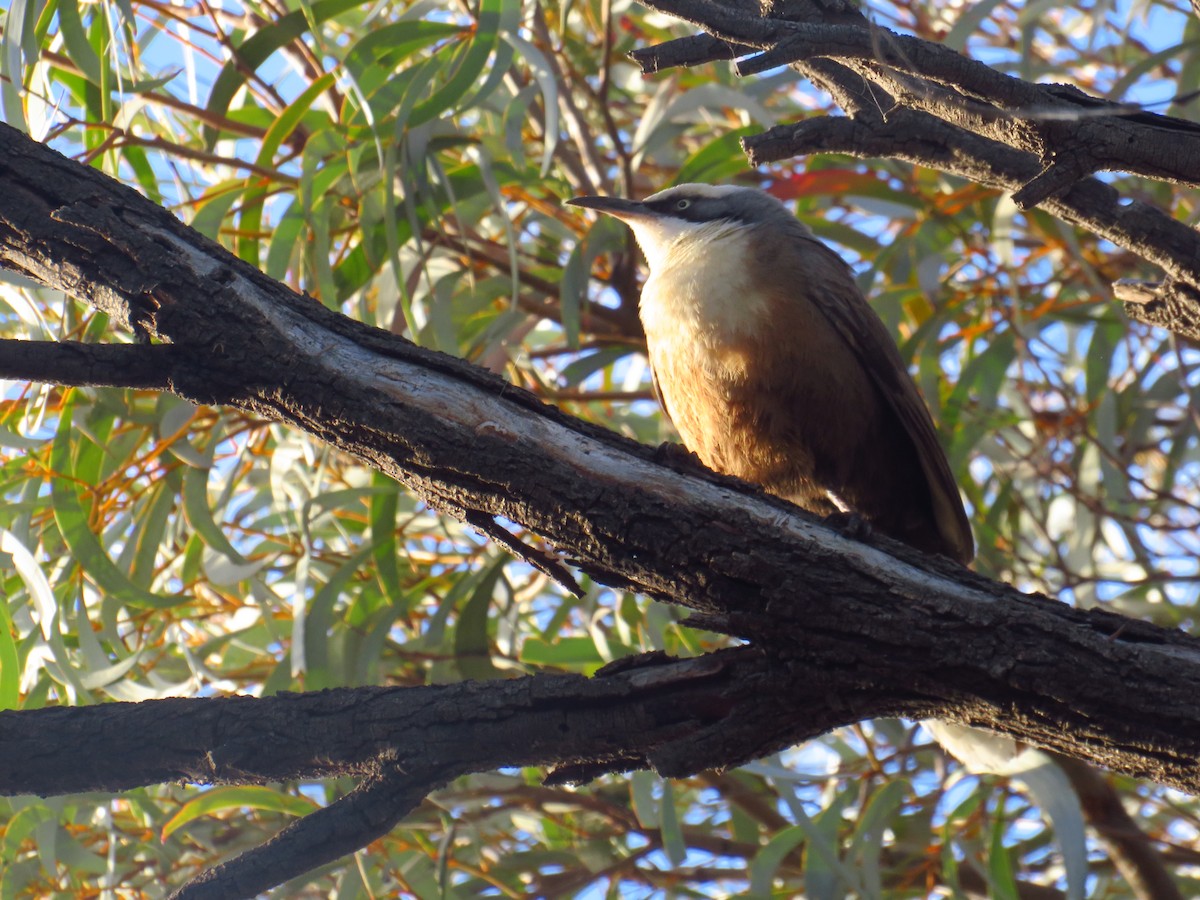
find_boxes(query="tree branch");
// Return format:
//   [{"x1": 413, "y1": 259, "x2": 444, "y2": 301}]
[
  {"x1": 0, "y1": 338, "x2": 180, "y2": 389},
  {"x1": 2, "y1": 120, "x2": 1200, "y2": 791},
  {"x1": 742, "y1": 114, "x2": 1200, "y2": 291},
  {"x1": 171, "y1": 761, "x2": 447, "y2": 900},
  {"x1": 728, "y1": 19, "x2": 1200, "y2": 188},
  {"x1": 0, "y1": 649, "x2": 906, "y2": 799},
  {"x1": 1117, "y1": 279, "x2": 1200, "y2": 341},
  {"x1": 2, "y1": 99, "x2": 1199, "y2": 895}
]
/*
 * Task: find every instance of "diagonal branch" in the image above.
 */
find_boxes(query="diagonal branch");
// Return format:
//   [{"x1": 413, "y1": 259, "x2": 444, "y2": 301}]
[
  {"x1": 170, "y1": 760, "x2": 450, "y2": 900},
  {"x1": 3, "y1": 121, "x2": 1200, "y2": 792},
  {"x1": 741, "y1": 114, "x2": 1200, "y2": 290}
]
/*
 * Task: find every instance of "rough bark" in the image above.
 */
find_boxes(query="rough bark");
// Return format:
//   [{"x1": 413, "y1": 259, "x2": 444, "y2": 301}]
[{"x1": 2, "y1": 118, "x2": 1200, "y2": 789}]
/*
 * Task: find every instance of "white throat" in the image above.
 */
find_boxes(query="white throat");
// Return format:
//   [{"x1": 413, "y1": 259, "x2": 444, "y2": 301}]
[{"x1": 633, "y1": 219, "x2": 769, "y2": 344}]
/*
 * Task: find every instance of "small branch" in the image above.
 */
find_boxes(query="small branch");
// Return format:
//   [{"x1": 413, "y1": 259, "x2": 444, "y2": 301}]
[
  {"x1": 635, "y1": 0, "x2": 784, "y2": 45},
  {"x1": 628, "y1": 33, "x2": 755, "y2": 72},
  {"x1": 1052, "y1": 753, "x2": 1185, "y2": 900},
  {"x1": 742, "y1": 115, "x2": 1200, "y2": 290},
  {"x1": 171, "y1": 760, "x2": 444, "y2": 900},
  {"x1": 1010, "y1": 159, "x2": 1088, "y2": 209},
  {"x1": 1118, "y1": 280, "x2": 1200, "y2": 341},
  {"x1": 0, "y1": 339, "x2": 180, "y2": 390},
  {"x1": 464, "y1": 509, "x2": 584, "y2": 597}
]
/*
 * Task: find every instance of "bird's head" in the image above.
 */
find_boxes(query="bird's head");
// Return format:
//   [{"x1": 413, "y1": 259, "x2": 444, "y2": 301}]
[{"x1": 568, "y1": 183, "x2": 804, "y2": 271}]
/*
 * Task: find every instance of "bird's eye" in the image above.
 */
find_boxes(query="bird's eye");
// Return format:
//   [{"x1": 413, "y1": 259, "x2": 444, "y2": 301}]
[{"x1": 675, "y1": 198, "x2": 691, "y2": 210}]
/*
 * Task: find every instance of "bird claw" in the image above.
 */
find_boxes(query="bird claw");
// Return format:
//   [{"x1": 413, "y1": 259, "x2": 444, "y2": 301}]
[
  {"x1": 823, "y1": 510, "x2": 873, "y2": 542},
  {"x1": 653, "y1": 440, "x2": 706, "y2": 473}
]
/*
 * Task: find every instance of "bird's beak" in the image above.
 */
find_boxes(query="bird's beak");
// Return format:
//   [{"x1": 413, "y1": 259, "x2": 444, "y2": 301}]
[{"x1": 566, "y1": 195, "x2": 652, "y2": 222}]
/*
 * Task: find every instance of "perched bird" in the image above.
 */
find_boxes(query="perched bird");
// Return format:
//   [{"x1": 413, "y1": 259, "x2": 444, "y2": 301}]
[{"x1": 568, "y1": 184, "x2": 973, "y2": 563}]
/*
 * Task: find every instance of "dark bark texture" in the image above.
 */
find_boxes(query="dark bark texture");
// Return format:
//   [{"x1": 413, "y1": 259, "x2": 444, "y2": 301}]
[
  {"x1": 2, "y1": 110, "x2": 1200, "y2": 896},
  {"x1": 3, "y1": 118, "x2": 1200, "y2": 793}
]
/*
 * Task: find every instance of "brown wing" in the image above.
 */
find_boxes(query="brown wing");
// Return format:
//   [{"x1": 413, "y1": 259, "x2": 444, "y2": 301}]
[{"x1": 774, "y1": 228, "x2": 975, "y2": 563}]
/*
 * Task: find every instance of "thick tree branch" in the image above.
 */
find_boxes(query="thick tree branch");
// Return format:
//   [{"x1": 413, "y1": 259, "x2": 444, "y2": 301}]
[
  {"x1": 0, "y1": 649, "x2": 902, "y2": 797},
  {"x1": 3, "y1": 121, "x2": 1200, "y2": 791}
]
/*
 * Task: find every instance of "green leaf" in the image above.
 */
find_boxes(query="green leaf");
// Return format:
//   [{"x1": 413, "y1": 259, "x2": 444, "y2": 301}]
[
  {"x1": 126, "y1": 468, "x2": 179, "y2": 589},
  {"x1": 405, "y1": 0, "x2": 508, "y2": 130},
  {"x1": 630, "y1": 771, "x2": 659, "y2": 828},
  {"x1": 987, "y1": 800, "x2": 1020, "y2": 900},
  {"x1": 658, "y1": 779, "x2": 686, "y2": 866},
  {"x1": 560, "y1": 217, "x2": 625, "y2": 349},
  {"x1": 305, "y1": 542, "x2": 375, "y2": 689},
  {"x1": 944, "y1": 0, "x2": 1009, "y2": 51},
  {"x1": 748, "y1": 824, "x2": 809, "y2": 897},
  {"x1": 502, "y1": 32, "x2": 558, "y2": 176},
  {"x1": 676, "y1": 126, "x2": 758, "y2": 185},
  {"x1": 474, "y1": 147, "x2": 519, "y2": 310},
  {"x1": 50, "y1": 401, "x2": 184, "y2": 609},
  {"x1": 190, "y1": 183, "x2": 244, "y2": 242},
  {"x1": 848, "y1": 780, "x2": 910, "y2": 898},
  {"x1": 181, "y1": 463, "x2": 246, "y2": 565},
  {"x1": 202, "y1": 0, "x2": 363, "y2": 148},
  {"x1": 343, "y1": 20, "x2": 461, "y2": 97},
  {"x1": 56, "y1": 0, "x2": 103, "y2": 85},
  {"x1": 368, "y1": 473, "x2": 405, "y2": 611},
  {"x1": 0, "y1": 583, "x2": 21, "y2": 710},
  {"x1": 237, "y1": 72, "x2": 336, "y2": 266},
  {"x1": 518, "y1": 635, "x2": 605, "y2": 670},
  {"x1": 804, "y1": 791, "x2": 853, "y2": 900},
  {"x1": 161, "y1": 786, "x2": 316, "y2": 840},
  {"x1": 1012, "y1": 758, "x2": 1088, "y2": 900},
  {"x1": 265, "y1": 199, "x2": 307, "y2": 282},
  {"x1": 454, "y1": 555, "x2": 506, "y2": 680},
  {"x1": 0, "y1": 0, "x2": 33, "y2": 129},
  {"x1": 943, "y1": 329, "x2": 1016, "y2": 455}
]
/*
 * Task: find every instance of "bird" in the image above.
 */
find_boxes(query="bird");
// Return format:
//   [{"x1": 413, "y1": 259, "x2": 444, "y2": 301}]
[{"x1": 568, "y1": 183, "x2": 973, "y2": 563}]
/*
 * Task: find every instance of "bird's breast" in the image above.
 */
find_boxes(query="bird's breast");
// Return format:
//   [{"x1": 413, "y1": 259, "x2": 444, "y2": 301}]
[
  {"x1": 639, "y1": 225, "x2": 768, "y2": 381},
  {"x1": 639, "y1": 226, "x2": 797, "y2": 489},
  {"x1": 636, "y1": 224, "x2": 881, "y2": 511}
]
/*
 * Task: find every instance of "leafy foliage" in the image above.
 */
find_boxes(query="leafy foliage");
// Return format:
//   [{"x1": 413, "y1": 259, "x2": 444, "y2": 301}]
[{"x1": 2, "y1": 0, "x2": 1200, "y2": 896}]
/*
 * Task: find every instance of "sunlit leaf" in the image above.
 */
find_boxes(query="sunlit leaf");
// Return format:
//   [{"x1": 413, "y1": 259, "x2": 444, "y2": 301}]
[{"x1": 161, "y1": 786, "x2": 316, "y2": 840}]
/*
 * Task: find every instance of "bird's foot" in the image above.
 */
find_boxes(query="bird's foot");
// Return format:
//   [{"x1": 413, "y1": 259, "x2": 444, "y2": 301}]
[
  {"x1": 823, "y1": 510, "x2": 873, "y2": 542},
  {"x1": 653, "y1": 441, "x2": 707, "y2": 474}
]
